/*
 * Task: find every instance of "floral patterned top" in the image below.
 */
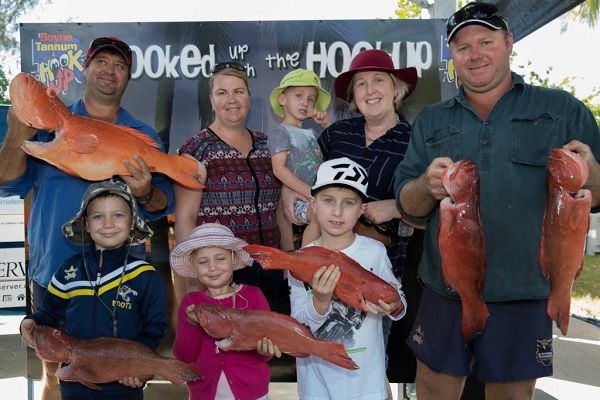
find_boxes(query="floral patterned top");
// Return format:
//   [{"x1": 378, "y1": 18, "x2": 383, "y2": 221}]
[{"x1": 178, "y1": 128, "x2": 281, "y2": 247}]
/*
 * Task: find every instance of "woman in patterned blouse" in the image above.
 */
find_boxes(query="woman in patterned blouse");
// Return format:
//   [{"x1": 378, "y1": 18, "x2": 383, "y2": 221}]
[{"x1": 173, "y1": 61, "x2": 282, "y2": 310}]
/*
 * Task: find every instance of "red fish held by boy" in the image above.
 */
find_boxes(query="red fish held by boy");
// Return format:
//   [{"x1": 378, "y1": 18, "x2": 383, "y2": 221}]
[
  {"x1": 438, "y1": 159, "x2": 489, "y2": 341},
  {"x1": 243, "y1": 244, "x2": 402, "y2": 314},
  {"x1": 32, "y1": 325, "x2": 202, "y2": 389},
  {"x1": 540, "y1": 148, "x2": 592, "y2": 335},
  {"x1": 9, "y1": 72, "x2": 204, "y2": 190},
  {"x1": 193, "y1": 304, "x2": 358, "y2": 370}
]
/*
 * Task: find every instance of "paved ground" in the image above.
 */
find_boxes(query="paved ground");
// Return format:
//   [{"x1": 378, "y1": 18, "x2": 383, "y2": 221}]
[{"x1": 1, "y1": 308, "x2": 598, "y2": 399}]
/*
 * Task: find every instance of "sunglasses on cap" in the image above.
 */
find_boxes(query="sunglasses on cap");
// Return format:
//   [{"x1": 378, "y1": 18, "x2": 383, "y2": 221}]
[
  {"x1": 87, "y1": 36, "x2": 133, "y2": 65},
  {"x1": 211, "y1": 61, "x2": 246, "y2": 75},
  {"x1": 446, "y1": 2, "x2": 508, "y2": 42}
]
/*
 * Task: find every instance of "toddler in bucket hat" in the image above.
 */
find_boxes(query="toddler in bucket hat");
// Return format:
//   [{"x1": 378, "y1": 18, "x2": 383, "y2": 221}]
[
  {"x1": 267, "y1": 69, "x2": 332, "y2": 251},
  {"x1": 269, "y1": 68, "x2": 331, "y2": 118},
  {"x1": 62, "y1": 179, "x2": 153, "y2": 246},
  {"x1": 170, "y1": 223, "x2": 253, "y2": 278}
]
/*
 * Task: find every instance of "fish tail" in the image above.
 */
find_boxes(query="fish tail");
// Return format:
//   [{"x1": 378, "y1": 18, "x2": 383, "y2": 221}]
[
  {"x1": 460, "y1": 296, "x2": 490, "y2": 342},
  {"x1": 313, "y1": 341, "x2": 359, "y2": 370},
  {"x1": 547, "y1": 293, "x2": 571, "y2": 336},
  {"x1": 164, "y1": 155, "x2": 205, "y2": 190},
  {"x1": 161, "y1": 359, "x2": 203, "y2": 385},
  {"x1": 244, "y1": 245, "x2": 285, "y2": 270}
]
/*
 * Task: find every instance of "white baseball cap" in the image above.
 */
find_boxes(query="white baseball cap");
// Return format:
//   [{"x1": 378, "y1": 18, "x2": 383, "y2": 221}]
[{"x1": 311, "y1": 157, "x2": 368, "y2": 200}]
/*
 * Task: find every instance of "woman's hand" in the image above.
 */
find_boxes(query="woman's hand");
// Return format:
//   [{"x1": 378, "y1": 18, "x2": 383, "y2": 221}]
[
  {"x1": 362, "y1": 199, "x2": 401, "y2": 225},
  {"x1": 280, "y1": 186, "x2": 308, "y2": 225}
]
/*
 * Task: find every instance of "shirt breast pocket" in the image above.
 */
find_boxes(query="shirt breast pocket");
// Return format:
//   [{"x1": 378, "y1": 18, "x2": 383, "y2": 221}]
[
  {"x1": 425, "y1": 126, "x2": 462, "y2": 160},
  {"x1": 511, "y1": 112, "x2": 561, "y2": 166}
]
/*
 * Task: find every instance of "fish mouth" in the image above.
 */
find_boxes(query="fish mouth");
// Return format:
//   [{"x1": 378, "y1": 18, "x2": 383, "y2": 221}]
[{"x1": 21, "y1": 134, "x2": 60, "y2": 155}]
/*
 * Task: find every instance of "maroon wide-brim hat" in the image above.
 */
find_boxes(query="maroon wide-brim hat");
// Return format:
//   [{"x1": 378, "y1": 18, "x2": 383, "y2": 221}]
[{"x1": 334, "y1": 49, "x2": 418, "y2": 102}]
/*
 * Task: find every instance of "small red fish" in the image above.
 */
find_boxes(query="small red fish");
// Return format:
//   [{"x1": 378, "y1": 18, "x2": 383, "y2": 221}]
[
  {"x1": 540, "y1": 148, "x2": 592, "y2": 335},
  {"x1": 33, "y1": 325, "x2": 202, "y2": 389},
  {"x1": 243, "y1": 244, "x2": 401, "y2": 314},
  {"x1": 193, "y1": 304, "x2": 358, "y2": 370},
  {"x1": 438, "y1": 160, "x2": 489, "y2": 341},
  {"x1": 9, "y1": 72, "x2": 204, "y2": 190}
]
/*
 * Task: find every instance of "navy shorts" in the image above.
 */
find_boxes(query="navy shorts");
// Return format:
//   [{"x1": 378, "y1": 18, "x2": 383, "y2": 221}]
[{"x1": 407, "y1": 286, "x2": 553, "y2": 382}]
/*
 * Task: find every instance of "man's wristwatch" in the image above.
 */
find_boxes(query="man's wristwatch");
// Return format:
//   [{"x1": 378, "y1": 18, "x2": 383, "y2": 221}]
[{"x1": 135, "y1": 186, "x2": 154, "y2": 205}]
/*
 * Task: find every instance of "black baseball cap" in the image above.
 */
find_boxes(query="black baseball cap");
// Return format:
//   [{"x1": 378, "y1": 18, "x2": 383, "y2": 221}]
[{"x1": 446, "y1": 2, "x2": 509, "y2": 44}]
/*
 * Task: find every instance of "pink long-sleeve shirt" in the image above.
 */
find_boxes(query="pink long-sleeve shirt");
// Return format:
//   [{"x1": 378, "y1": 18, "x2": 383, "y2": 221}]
[{"x1": 173, "y1": 284, "x2": 271, "y2": 400}]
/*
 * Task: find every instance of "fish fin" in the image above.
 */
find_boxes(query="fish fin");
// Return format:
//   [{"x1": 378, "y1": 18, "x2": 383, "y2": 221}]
[
  {"x1": 215, "y1": 337, "x2": 233, "y2": 349},
  {"x1": 547, "y1": 293, "x2": 571, "y2": 336},
  {"x1": 287, "y1": 352, "x2": 310, "y2": 358},
  {"x1": 65, "y1": 133, "x2": 100, "y2": 154},
  {"x1": 119, "y1": 126, "x2": 161, "y2": 148},
  {"x1": 314, "y1": 341, "x2": 359, "y2": 370},
  {"x1": 80, "y1": 381, "x2": 102, "y2": 390},
  {"x1": 460, "y1": 296, "x2": 490, "y2": 342},
  {"x1": 243, "y1": 245, "x2": 277, "y2": 269},
  {"x1": 160, "y1": 360, "x2": 203, "y2": 385}
]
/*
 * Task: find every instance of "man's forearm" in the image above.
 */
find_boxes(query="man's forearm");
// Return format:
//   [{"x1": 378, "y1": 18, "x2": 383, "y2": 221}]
[
  {"x1": 399, "y1": 175, "x2": 437, "y2": 218},
  {"x1": 0, "y1": 133, "x2": 28, "y2": 183}
]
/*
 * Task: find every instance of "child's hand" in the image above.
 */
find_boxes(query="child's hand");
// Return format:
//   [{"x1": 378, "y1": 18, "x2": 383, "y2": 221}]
[
  {"x1": 311, "y1": 264, "x2": 340, "y2": 314},
  {"x1": 256, "y1": 337, "x2": 282, "y2": 358},
  {"x1": 185, "y1": 304, "x2": 199, "y2": 324},
  {"x1": 119, "y1": 376, "x2": 146, "y2": 388},
  {"x1": 366, "y1": 297, "x2": 403, "y2": 316},
  {"x1": 19, "y1": 319, "x2": 36, "y2": 348},
  {"x1": 313, "y1": 111, "x2": 330, "y2": 130}
]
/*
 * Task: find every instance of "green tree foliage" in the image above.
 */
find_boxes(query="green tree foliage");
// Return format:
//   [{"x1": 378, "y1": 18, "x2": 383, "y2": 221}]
[
  {"x1": 515, "y1": 59, "x2": 600, "y2": 126},
  {"x1": 0, "y1": 0, "x2": 43, "y2": 50},
  {"x1": 570, "y1": 0, "x2": 599, "y2": 27},
  {"x1": 395, "y1": 0, "x2": 423, "y2": 19},
  {"x1": 0, "y1": 68, "x2": 9, "y2": 104}
]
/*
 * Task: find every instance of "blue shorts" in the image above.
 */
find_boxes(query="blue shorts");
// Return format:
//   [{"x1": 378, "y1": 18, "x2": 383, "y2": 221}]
[{"x1": 407, "y1": 286, "x2": 553, "y2": 382}]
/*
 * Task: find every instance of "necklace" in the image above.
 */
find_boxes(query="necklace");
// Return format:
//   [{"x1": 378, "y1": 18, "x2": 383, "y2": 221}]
[{"x1": 364, "y1": 114, "x2": 400, "y2": 143}]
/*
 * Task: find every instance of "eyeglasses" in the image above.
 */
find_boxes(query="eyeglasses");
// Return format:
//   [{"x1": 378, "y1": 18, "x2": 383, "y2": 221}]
[
  {"x1": 211, "y1": 61, "x2": 246, "y2": 75},
  {"x1": 358, "y1": 215, "x2": 399, "y2": 237},
  {"x1": 87, "y1": 36, "x2": 133, "y2": 65},
  {"x1": 446, "y1": 3, "x2": 508, "y2": 41}
]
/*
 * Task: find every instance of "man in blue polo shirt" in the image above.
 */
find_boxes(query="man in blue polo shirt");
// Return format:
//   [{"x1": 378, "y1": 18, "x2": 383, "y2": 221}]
[
  {"x1": 394, "y1": 3, "x2": 600, "y2": 399},
  {"x1": 0, "y1": 36, "x2": 174, "y2": 400}
]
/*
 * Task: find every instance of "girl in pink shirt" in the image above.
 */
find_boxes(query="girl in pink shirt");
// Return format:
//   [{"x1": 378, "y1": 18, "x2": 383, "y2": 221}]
[{"x1": 171, "y1": 223, "x2": 280, "y2": 400}]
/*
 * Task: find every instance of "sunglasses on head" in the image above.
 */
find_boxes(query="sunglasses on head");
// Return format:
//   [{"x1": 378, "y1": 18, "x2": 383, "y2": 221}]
[
  {"x1": 211, "y1": 61, "x2": 246, "y2": 75},
  {"x1": 446, "y1": 3, "x2": 507, "y2": 36},
  {"x1": 89, "y1": 36, "x2": 132, "y2": 58}
]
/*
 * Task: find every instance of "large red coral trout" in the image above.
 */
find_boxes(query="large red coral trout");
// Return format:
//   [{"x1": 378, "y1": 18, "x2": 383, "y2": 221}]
[
  {"x1": 32, "y1": 325, "x2": 202, "y2": 389},
  {"x1": 243, "y1": 244, "x2": 402, "y2": 314},
  {"x1": 193, "y1": 304, "x2": 358, "y2": 370},
  {"x1": 540, "y1": 148, "x2": 592, "y2": 335},
  {"x1": 9, "y1": 72, "x2": 204, "y2": 190},
  {"x1": 438, "y1": 160, "x2": 489, "y2": 342}
]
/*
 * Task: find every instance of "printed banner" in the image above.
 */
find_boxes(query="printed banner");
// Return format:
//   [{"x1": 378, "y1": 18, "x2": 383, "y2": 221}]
[
  {"x1": 0, "y1": 247, "x2": 26, "y2": 308},
  {"x1": 19, "y1": 19, "x2": 456, "y2": 152}
]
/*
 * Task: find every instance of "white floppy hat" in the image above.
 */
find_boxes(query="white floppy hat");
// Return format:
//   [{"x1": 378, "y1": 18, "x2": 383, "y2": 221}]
[
  {"x1": 311, "y1": 157, "x2": 369, "y2": 200},
  {"x1": 170, "y1": 223, "x2": 253, "y2": 278}
]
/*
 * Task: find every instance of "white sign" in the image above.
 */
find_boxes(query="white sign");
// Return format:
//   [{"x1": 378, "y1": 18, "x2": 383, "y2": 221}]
[
  {"x1": 0, "y1": 195, "x2": 26, "y2": 308},
  {"x1": 0, "y1": 247, "x2": 26, "y2": 307}
]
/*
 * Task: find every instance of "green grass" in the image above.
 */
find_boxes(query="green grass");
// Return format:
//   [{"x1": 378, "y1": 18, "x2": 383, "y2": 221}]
[{"x1": 573, "y1": 255, "x2": 600, "y2": 300}]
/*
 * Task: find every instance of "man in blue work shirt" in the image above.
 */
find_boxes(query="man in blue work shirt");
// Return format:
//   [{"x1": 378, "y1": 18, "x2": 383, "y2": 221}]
[
  {"x1": 394, "y1": 3, "x2": 600, "y2": 399},
  {"x1": 0, "y1": 36, "x2": 174, "y2": 400}
]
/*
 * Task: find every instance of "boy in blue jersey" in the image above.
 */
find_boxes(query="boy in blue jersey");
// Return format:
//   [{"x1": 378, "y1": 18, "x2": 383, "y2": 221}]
[{"x1": 20, "y1": 180, "x2": 167, "y2": 400}]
